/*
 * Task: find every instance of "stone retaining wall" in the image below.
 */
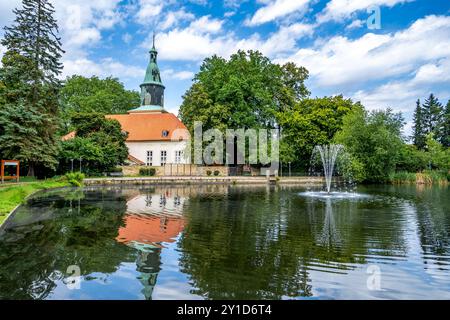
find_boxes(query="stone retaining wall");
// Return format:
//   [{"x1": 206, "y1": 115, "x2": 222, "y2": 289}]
[
  {"x1": 84, "y1": 176, "x2": 324, "y2": 186},
  {"x1": 120, "y1": 165, "x2": 229, "y2": 177}
]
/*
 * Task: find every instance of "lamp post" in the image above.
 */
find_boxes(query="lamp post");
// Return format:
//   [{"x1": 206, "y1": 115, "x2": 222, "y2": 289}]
[
  {"x1": 289, "y1": 162, "x2": 291, "y2": 177},
  {"x1": 71, "y1": 159, "x2": 74, "y2": 172},
  {"x1": 79, "y1": 157, "x2": 82, "y2": 173}
]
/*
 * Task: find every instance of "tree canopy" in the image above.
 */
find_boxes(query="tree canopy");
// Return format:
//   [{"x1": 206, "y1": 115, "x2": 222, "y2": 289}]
[
  {"x1": 60, "y1": 75, "x2": 140, "y2": 132},
  {"x1": 334, "y1": 108, "x2": 405, "y2": 183},
  {"x1": 277, "y1": 95, "x2": 362, "y2": 167},
  {"x1": 179, "y1": 50, "x2": 309, "y2": 132},
  {"x1": 0, "y1": 0, "x2": 63, "y2": 175},
  {"x1": 59, "y1": 113, "x2": 128, "y2": 175}
]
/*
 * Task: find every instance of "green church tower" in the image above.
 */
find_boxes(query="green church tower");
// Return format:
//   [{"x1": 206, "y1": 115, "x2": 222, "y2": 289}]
[{"x1": 131, "y1": 34, "x2": 166, "y2": 113}]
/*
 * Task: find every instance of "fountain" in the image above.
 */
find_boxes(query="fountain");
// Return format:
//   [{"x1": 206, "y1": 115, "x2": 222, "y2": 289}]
[
  {"x1": 312, "y1": 144, "x2": 344, "y2": 193},
  {"x1": 299, "y1": 144, "x2": 370, "y2": 199}
]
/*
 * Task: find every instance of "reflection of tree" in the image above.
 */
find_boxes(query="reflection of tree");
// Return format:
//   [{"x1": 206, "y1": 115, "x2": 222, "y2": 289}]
[
  {"x1": 0, "y1": 189, "x2": 134, "y2": 299},
  {"x1": 178, "y1": 187, "x2": 408, "y2": 299},
  {"x1": 408, "y1": 186, "x2": 450, "y2": 265}
]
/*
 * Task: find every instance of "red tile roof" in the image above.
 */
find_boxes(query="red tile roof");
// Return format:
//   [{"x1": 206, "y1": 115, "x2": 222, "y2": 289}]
[
  {"x1": 116, "y1": 214, "x2": 185, "y2": 245},
  {"x1": 106, "y1": 112, "x2": 189, "y2": 142}
]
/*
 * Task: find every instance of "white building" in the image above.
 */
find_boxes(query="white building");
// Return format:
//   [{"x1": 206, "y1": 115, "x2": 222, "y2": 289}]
[{"x1": 107, "y1": 37, "x2": 189, "y2": 166}]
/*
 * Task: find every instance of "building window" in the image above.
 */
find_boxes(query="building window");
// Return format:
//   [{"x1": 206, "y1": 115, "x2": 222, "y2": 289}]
[
  {"x1": 162, "y1": 130, "x2": 169, "y2": 138},
  {"x1": 147, "y1": 151, "x2": 154, "y2": 166},
  {"x1": 175, "y1": 150, "x2": 183, "y2": 164},
  {"x1": 160, "y1": 150, "x2": 167, "y2": 166}
]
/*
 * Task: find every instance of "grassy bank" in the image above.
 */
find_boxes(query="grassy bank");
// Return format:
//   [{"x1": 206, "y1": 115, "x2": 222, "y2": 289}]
[
  {"x1": 389, "y1": 171, "x2": 449, "y2": 186},
  {"x1": 0, "y1": 180, "x2": 69, "y2": 225}
]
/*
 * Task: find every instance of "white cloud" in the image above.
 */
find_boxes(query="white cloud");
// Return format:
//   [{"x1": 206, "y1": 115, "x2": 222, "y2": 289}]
[
  {"x1": 0, "y1": 0, "x2": 125, "y2": 77},
  {"x1": 62, "y1": 57, "x2": 143, "y2": 81},
  {"x1": 353, "y1": 81, "x2": 421, "y2": 112},
  {"x1": 135, "y1": 0, "x2": 164, "y2": 25},
  {"x1": 65, "y1": 27, "x2": 101, "y2": 47},
  {"x1": 152, "y1": 20, "x2": 314, "y2": 61},
  {"x1": 189, "y1": 15, "x2": 224, "y2": 34},
  {"x1": 352, "y1": 57, "x2": 450, "y2": 134},
  {"x1": 317, "y1": 0, "x2": 415, "y2": 24},
  {"x1": 411, "y1": 58, "x2": 450, "y2": 85},
  {"x1": 162, "y1": 69, "x2": 195, "y2": 80},
  {"x1": 280, "y1": 15, "x2": 450, "y2": 87},
  {"x1": 122, "y1": 33, "x2": 133, "y2": 44},
  {"x1": 160, "y1": 9, "x2": 195, "y2": 30},
  {"x1": 246, "y1": 0, "x2": 311, "y2": 26},
  {"x1": 345, "y1": 19, "x2": 364, "y2": 30}
]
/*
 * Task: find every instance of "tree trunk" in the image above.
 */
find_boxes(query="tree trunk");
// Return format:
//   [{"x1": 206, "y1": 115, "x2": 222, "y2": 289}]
[{"x1": 27, "y1": 163, "x2": 35, "y2": 177}]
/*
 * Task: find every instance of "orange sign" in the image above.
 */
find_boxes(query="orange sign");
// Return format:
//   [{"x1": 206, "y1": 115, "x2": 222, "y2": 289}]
[{"x1": 1, "y1": 160, "x2": 20, "y2": 183}]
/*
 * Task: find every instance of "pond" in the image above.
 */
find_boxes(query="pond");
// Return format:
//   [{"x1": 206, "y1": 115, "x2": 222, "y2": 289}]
[{"x1": 0, "y1": 184, "x2": 449, "y2": 300}]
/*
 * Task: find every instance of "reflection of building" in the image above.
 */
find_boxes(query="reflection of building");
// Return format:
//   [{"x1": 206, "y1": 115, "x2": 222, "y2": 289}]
[{"x1": 116, "y1": 190, "x2": 186, "y2": 299}]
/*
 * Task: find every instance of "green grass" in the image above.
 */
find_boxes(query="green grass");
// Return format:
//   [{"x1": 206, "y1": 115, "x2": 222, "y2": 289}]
[
  {"x1": 0, "y1": 180, "x2": 69, "y2": 225},
  {"x1": 389, "y1": 170, "x2": 449, "y2": 186}
]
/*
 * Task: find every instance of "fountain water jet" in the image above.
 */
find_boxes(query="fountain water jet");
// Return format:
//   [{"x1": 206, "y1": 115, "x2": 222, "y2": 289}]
[{"x1": 312, "y1": 145, "x2": 344, "y2": 193}]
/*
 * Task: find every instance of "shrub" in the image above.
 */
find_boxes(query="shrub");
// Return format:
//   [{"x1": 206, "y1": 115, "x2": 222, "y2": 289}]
[
  {"x1": 65, "y1": 172, "x2": 85, "y2": 187},
  {"x1": 206, "y1": 170, "x2": 212, "y2": 176},
  {"x1": 213, "y1": 170, "x2": 220, "y2": 176},
  {"x1": 110, "y1": 167, "x2": 123, "y2": 173},
  {"x1": 139, "y1": 167, "x2": 156, "y2": 176}
]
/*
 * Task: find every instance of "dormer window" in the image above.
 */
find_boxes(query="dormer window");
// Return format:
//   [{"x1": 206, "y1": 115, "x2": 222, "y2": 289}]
[{"x1": 162, "y1": 130, "x2": 169, "y2": 138}]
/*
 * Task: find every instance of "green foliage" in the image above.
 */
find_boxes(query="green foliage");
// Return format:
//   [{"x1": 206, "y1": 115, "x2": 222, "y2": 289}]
[
  {"x1": 336, "y1": 152, "x2": 367, "y2": 183},
  {"x1": 441, "y1": 100, "x2": 450, "y2": 147},
  {"x1": 60, "y1": 75, "x2": 140, "y2": 131},
  {"x1": 389, "y1": 170, "x2": 448, "y2": 185},
  {"x1": 396, "y1": 144, "x2": 428, "y2": 172},
  {"x1": 412, "y1": 99, "x2": 426, "y2": 149},
  {"x1": 422, "y1": 94, "x2": 444, "y2": 138},
  {"x1": 206, "y1": 170, "x2": 212, "y2": 176},
  {"x1": 0, "y1": 100, "x2": 59, "y2": 170},
  {"x1": 335, "y1": 108, "x2": 405, "y2": 183},
  {"x1": 388, "y1": 171, "x2": 418, "y2": 184},
  {"x1": 213, "y1": 170, "x2": 220, "y2": 176},
  {"x1": 425, "y1": 133, "x2": 450, "y2": 171},
  {"x1": 179, "y1": 50, "x2": 309, "y2": 133},
  {"x1": 0, "y1": 0, "x2": 64, "y2": 175},
  {"x1": 413, "y1": 94, "x2": 447, "y2": 148},
  {"x1": 64, "y1": 172, "x2": 85, "y2": 187},
  {"x1": 278, "y1": 96, "x2": 361, "y2": 168},
  {"x1": 139, "y1": 167, "x2": 156, "y2": 176},
  {"x1": 59, "y1": 113, "x2": 128, "y2": 175},
  {"x1": 0, "y1": 179, "x2": 69, "y2": 223}
]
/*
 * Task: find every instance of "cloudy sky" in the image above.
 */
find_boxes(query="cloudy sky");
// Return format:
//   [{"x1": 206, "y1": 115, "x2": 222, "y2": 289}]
[{"x1": 1, "y1": 0, "x2": 450, "y2": 135}]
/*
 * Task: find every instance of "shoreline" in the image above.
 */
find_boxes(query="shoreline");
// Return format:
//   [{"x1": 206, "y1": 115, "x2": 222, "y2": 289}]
[
  {"x1": 83, "y1": 176, "x2": 325, "y2": 186},
  {"x1": 0, "y1": 176, "x2": 322, "y2": 229},
  {"x1": 0, "y1": 180, "x2": 69, "y2": 228}
]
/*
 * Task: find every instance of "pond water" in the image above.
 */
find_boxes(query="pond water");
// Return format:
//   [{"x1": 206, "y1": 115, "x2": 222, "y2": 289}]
[{"x1": 0, "y1": 184, "x2": 449, "y2": 300}]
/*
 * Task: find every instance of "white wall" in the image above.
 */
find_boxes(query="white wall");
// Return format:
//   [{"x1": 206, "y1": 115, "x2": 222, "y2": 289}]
[
  {"x1": 126, "y1": 193, "x2": 186, "y2": 216},
  {"x1": 127, "y1": 141, "x2": 190, "y2": 166}
]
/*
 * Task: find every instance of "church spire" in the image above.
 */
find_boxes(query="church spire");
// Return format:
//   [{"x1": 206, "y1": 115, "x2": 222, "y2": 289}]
[
  {"x1": 152, "y1": 32, "x2": 156, "y2": 50},
  {"x1": 129, "y1": 33, "x2": 166, "y2": 113}
]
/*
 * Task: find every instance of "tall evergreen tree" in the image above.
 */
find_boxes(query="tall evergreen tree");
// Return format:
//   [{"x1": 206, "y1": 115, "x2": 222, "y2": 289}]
[
  {"x1": 441, "y1": 100, "x2": 450, "y2": 147},
  {"x1": 422, "y1": 93, "x2": 443, "y2": 138},
  {"x1": 0, "y1": 0, "x2": 64, "y2": 175},
  {"x1": 412, "y1": 99, "x2": 426, "y2": 149}
]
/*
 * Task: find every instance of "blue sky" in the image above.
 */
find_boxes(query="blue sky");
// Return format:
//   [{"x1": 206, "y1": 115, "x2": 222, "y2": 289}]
[{"x1": 1, "y1": 0, "x2": 450, "y2": 135}]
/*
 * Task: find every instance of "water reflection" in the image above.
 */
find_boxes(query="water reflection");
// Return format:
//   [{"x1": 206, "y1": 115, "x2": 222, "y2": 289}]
[
  {"x1": 317, "y1": 199, "x2": 342, "y2": 248},
  {"x1": 0, "y1": 185, "x2": 449, "y2": 299}
]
